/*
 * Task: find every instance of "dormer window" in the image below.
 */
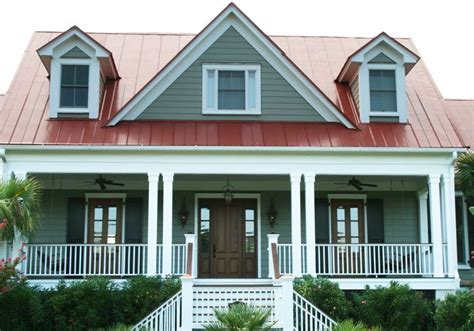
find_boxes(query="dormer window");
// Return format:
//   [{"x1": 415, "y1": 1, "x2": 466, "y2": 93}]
[
  {"x1": 60, "y1": 65, "x2": 89, "y2": 108},
  {"x1": 202, "y1": 64, "x2": 261, "y2": 115},
  {"x1": 336, "y1": 33, "x2": 419, "y2": 124},
  {"x1": 37, "y1": 26, "x2": 119, "y2": 119}
]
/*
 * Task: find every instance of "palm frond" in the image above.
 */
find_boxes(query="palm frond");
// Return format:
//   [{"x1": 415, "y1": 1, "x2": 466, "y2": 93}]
[
  {"x1": 204, "y1": 303, "x2": 276, "y2": 330},
  {"x1": 456, "y1": 153, "x2": 474, "y2": 197}
]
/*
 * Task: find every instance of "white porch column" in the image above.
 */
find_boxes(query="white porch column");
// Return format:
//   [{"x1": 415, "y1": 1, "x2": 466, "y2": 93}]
[
  {"x1": 418, "y1": 190, "x2": 429, "y2": 244},
  {"x1": 147, "y1": 173, "x2": 160, "y2": 276},
  {"x1": 290, "y1": 173, "x2": 302, "y2": 277},
  {"x1": 12, "y1": 171, "x2": 27, "y2": 269},
  {"x1": 304, "y1": 173, "x2": 316, "y2": 276},
  {"x1": 267, "y1": 233, "x2": 279, "y2": 279},
  {"x1": 442, "y1": 173, "x2": 459, "y2": 279},
  {"x1": 428, "y1": 174, "x2": 443, "y2": 277},
  {"x1": 162, "y1": 173, "x2": 174, "y2": 275}
]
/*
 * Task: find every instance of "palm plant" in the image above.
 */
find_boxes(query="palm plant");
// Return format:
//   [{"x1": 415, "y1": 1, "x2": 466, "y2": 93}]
[
  {"x1": 205, "y1": 303, "x2": 276, "y2": 330},
  {"x1": 0, "y1": 176, "x2": 42, "y2": 241},
  {"x1": 456, "y1": 152, "x2": 474, "y2": 215}
]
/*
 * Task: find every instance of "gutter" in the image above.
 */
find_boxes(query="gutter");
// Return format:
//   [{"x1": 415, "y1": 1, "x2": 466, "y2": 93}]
[{"x1": 0, "y1": 144, "x2": 468, "y2": 154}]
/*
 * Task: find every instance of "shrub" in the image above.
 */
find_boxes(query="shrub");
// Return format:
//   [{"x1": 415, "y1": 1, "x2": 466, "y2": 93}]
[
  {"x1": 351, "y1": 282, "x2": 432, "y2": 331},
  {"x1": 434, "y1": 291, "x2": 474, "y2": 330},
  {"x1": 294, "y1": 275, "x2": 351, "y2": 321},
  {"x1": 204, "y1": 303, "x2": 276, "y2": 330},
  {"x1": 333, "y1": 320, "x2": 382, "y2": 331}
]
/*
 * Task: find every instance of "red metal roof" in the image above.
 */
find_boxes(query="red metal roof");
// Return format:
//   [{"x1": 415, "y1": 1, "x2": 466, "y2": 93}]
[
  {"x1": 445, "y1": 100, "x2": 474, "y2": 149},
  {"x1": 0, "y1": 30, "x2": 466, "y2": 148}
]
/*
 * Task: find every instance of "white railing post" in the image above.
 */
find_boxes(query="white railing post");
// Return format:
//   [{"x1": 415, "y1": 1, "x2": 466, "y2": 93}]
[
  {"x1": 442, "y1": 173, "x2": 459, "y2": 279},
  {"x1": 185, "y1": 233, "x2": 197, "y2": 278},
  {"x1": 428, "y1": 174, "x2": 444, "y2": 277},
  {"x1": 162, "y1": 173, "x2": 174, "y2": 276},
  {"x1": 290, "y1": 173, "x2": 302, "y2": 277},
  {"x1": 275, "y1": 275, "x2": 294, "y2": 331},
  {"x1": 268, "y1": 233, "x2": 279, "y2": 278},
  {"x1": 304, "y1": 173, "x2": 316, "y2": 276},
  {"x1": 181, "y1": 275, "x2": 194, "y2": 331},
  {"x1": 147, "y1": 173, "x2": 160, "y2": 276}
]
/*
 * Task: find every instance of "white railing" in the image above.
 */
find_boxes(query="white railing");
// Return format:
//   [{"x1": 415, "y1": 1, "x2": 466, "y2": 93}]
[
  {"x1": 442, "y1": 243, "x2": 448, "y2": 276},
  {"x1": 192, "y1": 285, "x2": 277, "y2": 327},
  {"x1": 22, "y1": 244, "x2": 147, "y2": 276},
  {"x1": 132, "y1": 290, "x2": 182, "y2": 331},
  {"x1": 294, "y1": 291, "x2": 337, "y2": 331},
  {"x1": 278, "y1": 243, "x2": 435, "y2": 276},
  {"x1": 171, "y1": 244, "x2": 187, "y2": 275}
]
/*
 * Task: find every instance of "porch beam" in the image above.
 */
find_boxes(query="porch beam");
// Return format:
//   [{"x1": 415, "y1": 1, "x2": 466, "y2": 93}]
[
  {"x1": 147, "y1": 173, "x2": 160, "y2": 276},
  {"x1": 304, "y1": 173, "x2": 316, "y2": 275},
  {"x1": 442, "y1": 173, "x2": 459, "y2": 279},
  {"x1": 428, "y1": 174, "x2": 443, "y2": 277},
  {"x1": 290, "y1": 173, "x2": 302, "y2": 277},
  {"x1": 162, "y1": 172, "x2": 174, "y2": 275}
]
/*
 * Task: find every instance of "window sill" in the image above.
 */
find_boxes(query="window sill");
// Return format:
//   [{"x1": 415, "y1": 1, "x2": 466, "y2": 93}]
[
  {"x1": 369, "y1": 111, "x2": 399, "y2": 117},
  {"x1": 58, "y1": 107, "x2": 90, "y2": 113},
  {"x1": 203, "y1": 109, "x2": 261, "y2": 116}
]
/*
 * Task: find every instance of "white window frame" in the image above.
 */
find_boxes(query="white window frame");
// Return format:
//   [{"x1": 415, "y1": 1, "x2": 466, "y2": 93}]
[
  {"x1": 49, "y1": 44, "x2": 101, "y2": 119},
  {"x1": 202, "y1": 64, "x2": 261, "y2": 115},
  {"x1": 359, "y1": 49, "x2": 407, "y2": 123},
  {"x1": 455, "y1": 191, "x2": 471, "y2": 269}
]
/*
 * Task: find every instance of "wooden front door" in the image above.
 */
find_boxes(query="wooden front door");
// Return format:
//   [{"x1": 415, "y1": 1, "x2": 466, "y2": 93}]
[
  {"x1": 331, "y1": 199, "x2": 365, "y2": 274},
  {"x1": 87, "y1": 199, "x2": 123, "y2": 273},
  {"x1": 198, "y1": 199, "x2": 257, "y2": 278}
]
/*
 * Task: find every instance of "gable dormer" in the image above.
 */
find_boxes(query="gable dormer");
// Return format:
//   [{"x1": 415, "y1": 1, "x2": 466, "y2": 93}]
[
  {"x1": 37, "y1": 26, "x2": 119, "y2": 119},
  {"x1": 337, "y1": 33, "x2": 419, "y2": 123}
]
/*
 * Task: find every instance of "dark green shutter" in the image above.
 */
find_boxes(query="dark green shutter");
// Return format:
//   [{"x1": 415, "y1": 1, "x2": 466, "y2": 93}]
[
  {"x1": 125, "y1": 198, "x2": 143, "y2": 244},
  {"x1": 315, "y1": 199, "x2": 329, "y2": 243},
  {"x1": 66, "y1": 198, "x2": 86, "y2": 243},
  {"x1": 367, "y1": 199, "x2": 384, "y2": 243},
  {"x1": 467, "y1": 197, "x2": 474, "y2": 268}
]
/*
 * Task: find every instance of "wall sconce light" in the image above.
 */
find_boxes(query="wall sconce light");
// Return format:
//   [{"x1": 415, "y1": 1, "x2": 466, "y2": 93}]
[
  {"x1": 222, "y1": 176, "x2": 234, "y2": 205},
  {"x1": 267, "y1": 198, "x2": 278, "y2": 229},
  {"x1": 178, "y1": 200, "x2": 189, "y2": 228}
]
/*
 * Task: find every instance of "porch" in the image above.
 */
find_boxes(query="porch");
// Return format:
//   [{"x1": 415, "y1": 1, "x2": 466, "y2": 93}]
[{"x1": 5, "y1": 172, "x2": 457, "y2": 288}]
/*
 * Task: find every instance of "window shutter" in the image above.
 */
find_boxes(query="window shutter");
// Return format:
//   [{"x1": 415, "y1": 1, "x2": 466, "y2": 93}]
[
  {"x1": 125, "y1": 198, "x2": 143, "y2": 244},
  {"x1": 315, "y1": 199, "x2": 330, "y2": 244},
  {"x1": 467, "y1": 197, "x2": 474, "y2": 268},
  {"x1": 367, "y1": 199, "x2": 384, "y2": 243},
  {"x1": 66, "y1": 198, "x2": 86, "y2": 243}
]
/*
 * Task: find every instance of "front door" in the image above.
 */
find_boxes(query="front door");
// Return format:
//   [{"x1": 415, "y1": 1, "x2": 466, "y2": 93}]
[
  {"x1": 87, "y1": 199, "x2": 123, "y2": 273},
  {"x1": 331, "y1": 199, "x2": 365, "y2": 274},
  {"x1": 198, "y1": 199, "x2": 257, "y2": 278}
]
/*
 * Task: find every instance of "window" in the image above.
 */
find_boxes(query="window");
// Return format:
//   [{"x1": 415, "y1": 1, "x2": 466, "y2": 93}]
[
  {"x1": 455, "y1": 194, "x2": 470, "y2": 267},
  {"x1": 203, "y1": 64, "x2": 260, "y2": 114},
  {"x1": 60, "y1": 65, "x2": 89, "y2": 108},
  {"x1": 369, "y1": 69, "x2": 397, "y2": 113}
]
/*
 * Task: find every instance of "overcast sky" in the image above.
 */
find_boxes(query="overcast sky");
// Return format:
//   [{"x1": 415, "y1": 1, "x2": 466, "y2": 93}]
[{"x1": 1, "y1": 0, "x2": 473, "y2": 99}]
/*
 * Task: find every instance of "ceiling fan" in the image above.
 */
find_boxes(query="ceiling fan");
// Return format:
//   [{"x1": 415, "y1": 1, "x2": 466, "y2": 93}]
[
  {"x1": 335, "y1": 177, "x2": 378, "y2": 191},
  {"x1": 84, "y1": 175, "x2": 125, "y2": 191}
]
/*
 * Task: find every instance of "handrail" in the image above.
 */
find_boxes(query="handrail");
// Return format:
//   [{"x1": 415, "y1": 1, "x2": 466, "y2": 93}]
[
  {"x1": 271, "y1": 242, "x2": 281, "y2": 279},
  {"x1": 132, "y1": 290, "x2": 182, "y2": 331},
  {"x1": 185, "y1": 242, "x2": 193, "y2": 276},
  {"x1": 293, "y1": 290, "x2": 337, "y2": 331}
]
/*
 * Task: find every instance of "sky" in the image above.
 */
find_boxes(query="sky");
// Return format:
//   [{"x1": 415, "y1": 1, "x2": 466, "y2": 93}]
[{"x1": 0, "y1": 0, "x2": 473, "y2": 99}]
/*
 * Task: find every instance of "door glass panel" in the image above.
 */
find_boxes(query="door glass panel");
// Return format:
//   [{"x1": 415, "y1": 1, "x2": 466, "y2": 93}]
[
  {"x1": 94, "y1": 207, "x2": 103, "y2": 220},
  {"x1": 109, "y1": 206, "x2": 117, "y2": 220},
  {"x1": 245, "y1": 208, "x2": 255, "y2": 253},
  {"x1": 336, "y1": 206, "x2": 345, "y2": 220},
  {"x1": 94, "y1": 206, "x2": 103, "y2": 243},
  {"x1": 200, "y1": 207, "x2": 210, "y2": 254},
  {"x1": 337, "y1": 221, "x2": 346, "y2": 243},
  {"x1": 108, "y1": 220, "x2": 117, "y2": 244},
  {"x1": 350, "y1": 221, "x2": 359, "y2": 237},
  {"x1": 350, "y1": 207, "x2": 358, "y2": 221}
]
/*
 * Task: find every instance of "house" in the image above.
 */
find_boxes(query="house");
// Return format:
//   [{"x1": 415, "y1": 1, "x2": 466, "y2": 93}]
[{"x1": 0, "y1": 3, "x2": 471, "y2": 330}]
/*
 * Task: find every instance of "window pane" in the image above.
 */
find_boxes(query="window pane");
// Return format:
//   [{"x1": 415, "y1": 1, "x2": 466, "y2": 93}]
[
  {"x1": 75, "y1": 87, "x2": 88, "y2": 107},
  {"x1": 248, "y1": 70, "x2": 256, "y2": 109},
  {"x1": 94, "y1": 207, "x2": 103, "y2": 220},
  {"x1": 336, "y1": 206, "x2": 345, "y2": 221},
  {"x1": 75, "y1": 65, "x2": 89, "y2": 85},
  {"x1": 218, "y1": 71, "x2": 245, "y2": 110},
  {"x1": 351, "y1": 221, "x2": 359, "y2": 237},
  {"x1": 382, "y1": 91, "x2": 397, "y2": 112},
  {"x1": 350, "y1": 207, "x2": 358, "y2": 221},
  {"x1": 369, "y1": 70, "x2": 383, "y2": 90},
  {"x1": 337, "y1": 221, "x2": 345, "y2": 243},
  {"x1": 382, "y1": 70, "x2": 396, "y2": 89},
  {"x1": 109, "y1": 207, "x2": 117, "y2": 221},
  {"x1": 207, "y1": 70, "x2": 215, "y2": 109},
  {"x1": 60, "y1": 87, "x2": 74, "y2": 107},
  {"x1": 201, "y1": 207, "x2": 210, "y2": 221},
  {"x1": 245, "y1": 209, "x2": 254, "y2": 221},
  {"x1": 108, "y1": 220, "x2": 116, "y2": 244},
  {"x1": 61, "y1": 65, "x2": 75, "y2": 85},
  {"x1": 369, "y1": 70, "x2": 396, "y2": 112}
]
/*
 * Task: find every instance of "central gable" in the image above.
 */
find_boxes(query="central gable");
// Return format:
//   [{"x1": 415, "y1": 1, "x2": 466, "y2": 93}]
[{"x1": 138, "y1": 27, "x2": 323, "y2": 122}]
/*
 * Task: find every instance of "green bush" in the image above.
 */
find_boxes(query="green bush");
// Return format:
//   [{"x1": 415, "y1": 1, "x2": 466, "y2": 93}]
[
  {"x1": 294, "y1": 275, "x2": 351, "y2": 321},
  {"x1": 204, "y1": 303, "x2": 276, "y2": 330},
  {"x1": 434, "y1": 291, "x2": 474, "y2": 331},
  {"x1": 351, "y1": 282, "x2": 432, "y2": 331},
  {"x1": 333, "y1": 320, "x2": 382, "y2": 331}
]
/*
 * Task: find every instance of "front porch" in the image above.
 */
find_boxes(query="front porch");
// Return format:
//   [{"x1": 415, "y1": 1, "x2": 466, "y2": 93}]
[{"x1": 5, "y1": 172, "x2": 458, "y2": 290}]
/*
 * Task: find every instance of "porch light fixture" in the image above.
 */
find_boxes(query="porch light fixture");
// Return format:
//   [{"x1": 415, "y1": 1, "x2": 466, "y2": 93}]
[
  {"x1": 267, "y1": 198, "x2": 278, "y2": 229},
  {"x1": 178, "y1": 200, "x2": 189, "y2": 228},
  {"x1": 223, "y1": 176, "x2": 234, "y2": 205}
]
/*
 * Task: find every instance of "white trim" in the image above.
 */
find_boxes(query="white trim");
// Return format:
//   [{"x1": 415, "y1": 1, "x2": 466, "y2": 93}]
[
  {"x1": 331, "y1": 277, "x2": 459, "y2": 291},
  {"x1": 108, "y1": 6, "x2": 354, "y2": 128},
  {"x1": 194, "y1": 193, "x2": 262, "y2": 278},
  {"x1": 84, "y1": 193, "x2": 127, "y2": 244},
  {"x1": 202, "y1": 64, "x2": 261, "y2": 115},
  {"x1": 327, "y1": 194, "x2": 368, "y2": 245}
]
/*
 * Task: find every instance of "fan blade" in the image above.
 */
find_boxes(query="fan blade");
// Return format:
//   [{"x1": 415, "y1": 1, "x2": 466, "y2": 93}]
[
  {"x1": 359, "y1": 183, "x2": 378, "y2": 187},
  {"x1": 334, "y1": 182, "x2": 349, "y2": 185},
  {"x1": 106, "y1": 182, "x2": 125, "y2": 186},
  {"x1": 352, "y1": 183, "x2": 364, "y2": 191},
  {"x1": 99, "y1": 182, "x2": 106, "y2": 191}
]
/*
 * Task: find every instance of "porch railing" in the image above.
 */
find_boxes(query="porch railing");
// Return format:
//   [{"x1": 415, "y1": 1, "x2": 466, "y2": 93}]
[
  {"x1": 171, "y1": 244, "x2": 187, "y2": 275},
  {"x1": 278, "y1": 243, "x2": 434, "y2": 276},
  {"x1": 21, "y1": 244, "x2": 148, "y2": 277}
]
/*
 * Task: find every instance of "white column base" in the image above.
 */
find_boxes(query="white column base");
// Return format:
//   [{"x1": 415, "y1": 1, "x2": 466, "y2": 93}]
[
  {"x1": 435, "y1": 289, "x2": 456, "y2": 300},
  {"x1": 181, "y1": 275, "x2": 194, "y2": 331}
]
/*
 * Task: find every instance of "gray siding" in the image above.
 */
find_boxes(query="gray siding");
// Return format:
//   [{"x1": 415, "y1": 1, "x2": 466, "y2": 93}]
[{"x1": 139, "y1": 27, "x2": 324, "y2": 122}]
